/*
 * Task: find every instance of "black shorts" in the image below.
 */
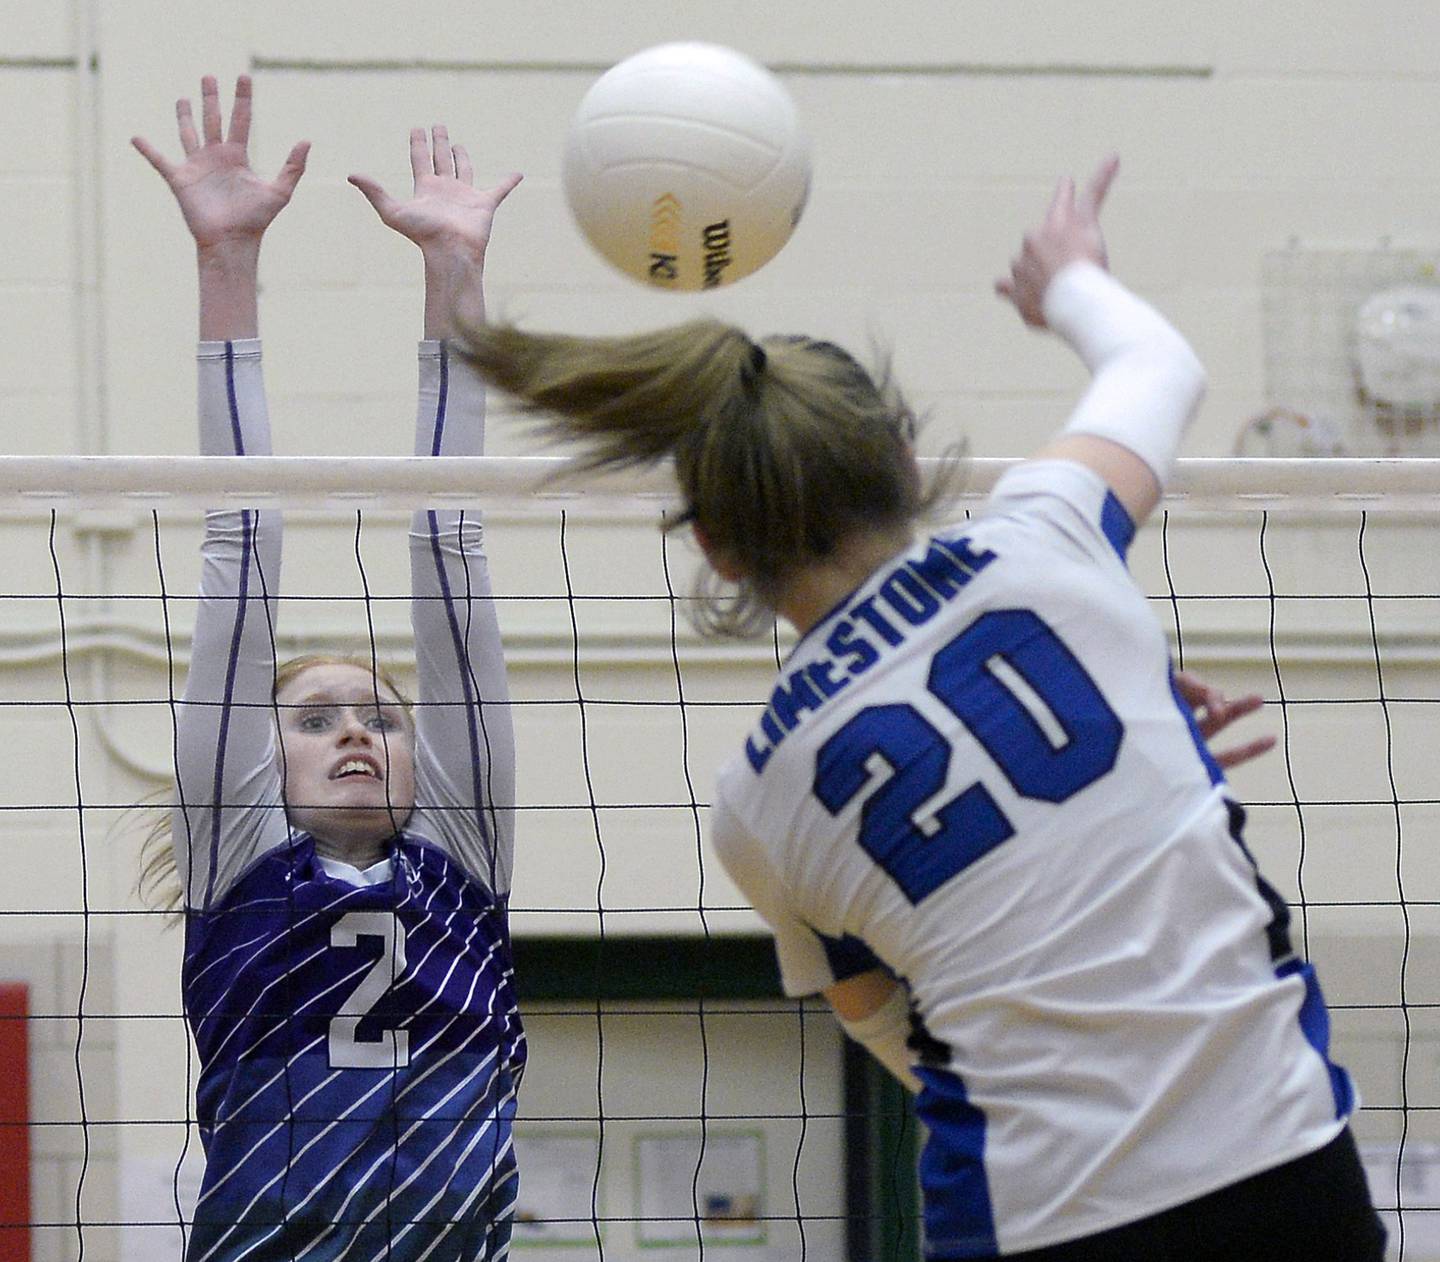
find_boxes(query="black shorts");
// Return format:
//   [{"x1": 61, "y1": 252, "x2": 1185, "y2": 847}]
[{"x1": 976, "y1": 1128, "x2": 1387, "y2": 1261}]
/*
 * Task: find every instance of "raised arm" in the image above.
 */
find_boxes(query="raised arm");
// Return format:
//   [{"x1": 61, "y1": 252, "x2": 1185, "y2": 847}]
[
  {"x1": 349, "y1": 126, "x2": 521, "y2": 338},
  {"x1": 133, "y1": 75, "x2": 308, "y2": 340},
  {"x1": 352, "y1": 128, "x2": 523, "y2": 895},
  {"x1": 996, "y1": 156, "x2": 1206, "y2": 527},
  {"x1": 134, "y1": 76, "x2": 308, "y2": 907}
]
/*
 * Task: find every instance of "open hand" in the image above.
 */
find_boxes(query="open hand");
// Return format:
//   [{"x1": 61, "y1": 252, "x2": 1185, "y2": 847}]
[
  {"x1": 996, "y1": 154, "x2": 1118, "y2": 329},
  {"x1": 1173, "y1": 669, "x2": 1277, "y2": 772},
  {"x1": 132, "y1": 75, "x2": 309, "y2": 249},
  {"x1": 349, "y1": 126, "x2": 521, "y2": 263}
]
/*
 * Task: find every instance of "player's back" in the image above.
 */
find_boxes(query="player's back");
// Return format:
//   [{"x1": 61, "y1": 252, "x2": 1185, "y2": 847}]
[{"x1": 715, "y1": 461, "x2": 1350, "y2": 1253}]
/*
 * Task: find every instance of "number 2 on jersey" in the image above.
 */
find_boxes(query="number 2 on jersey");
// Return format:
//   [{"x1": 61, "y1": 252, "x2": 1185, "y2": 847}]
[
  {"x1": 813, "y1": 609, "x2": 1123, "y2": 905},
  {"x1": 329, "y1": 911, "x2": 410, "y2": 1069}
]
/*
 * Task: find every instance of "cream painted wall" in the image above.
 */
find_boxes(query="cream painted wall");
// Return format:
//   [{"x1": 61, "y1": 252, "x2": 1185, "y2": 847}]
[{"x1": 5, "y1": 3, "x2": 1440, "y2": 1257}]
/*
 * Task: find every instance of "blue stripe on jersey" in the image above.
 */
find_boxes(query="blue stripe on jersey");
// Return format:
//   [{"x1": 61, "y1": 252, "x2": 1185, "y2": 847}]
[
  {"x1": 812, "y1": 929, "x2": 884, "y2": 981},
  {"x1": 1099, "y1": 490, "x2": 1135, "y2": 561},
  {"x1": 192, "y1": 1066, "x2": 518, "y2": 1259},
  {"x1": 1277, "y1": 958, "x2": 1355, "y2": 1120},
  {"x1": 1168, "y1": 665, "x2": 1224, "y2": 787},
  {"x1": 203, "y1": 508, "x2": 256, "y2": 911},
  {"x1": 1223, "y1": 800, "x2": 1353, "y2": 1122},
  {"x1": 914, "y1": 1064, "x2": 996, "y2": 1258},
  {"x1": 184, "y1": 832, "x2": 525, "y2": 1261}
]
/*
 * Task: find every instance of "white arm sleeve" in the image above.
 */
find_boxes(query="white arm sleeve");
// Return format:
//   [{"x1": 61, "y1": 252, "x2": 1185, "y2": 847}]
[
  {"x1": 171, "y1": 340, "x2": 288, "y2": 910},
  {"x1": 837, "y1": 985, "x2": 922, "y2": 1093},
  {"x1": 408, "y1": 341, "x2": 517, "y2": 897},
  {"x1": 1043, "y1": 261, "x2": 1206, "y2": 485}
]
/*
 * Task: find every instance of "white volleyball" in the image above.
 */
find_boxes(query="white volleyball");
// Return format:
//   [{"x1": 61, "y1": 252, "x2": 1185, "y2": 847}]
[{"x1": 562, "y1": 42, "x2": 811, "y2": 290}]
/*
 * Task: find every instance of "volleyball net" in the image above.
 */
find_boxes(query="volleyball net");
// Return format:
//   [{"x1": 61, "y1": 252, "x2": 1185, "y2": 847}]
[{"x1": 1, "y1": 454, "x2": 1438, "y2": 1262}]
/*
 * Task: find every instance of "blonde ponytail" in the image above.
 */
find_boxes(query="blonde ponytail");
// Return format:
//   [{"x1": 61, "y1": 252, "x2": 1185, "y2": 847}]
[
  {"x1": 461, "y1": 319, "x2": 755, "y2": 470},
  {"x1": 461, "y1": 320, "x2": 951, "y2": 636}
]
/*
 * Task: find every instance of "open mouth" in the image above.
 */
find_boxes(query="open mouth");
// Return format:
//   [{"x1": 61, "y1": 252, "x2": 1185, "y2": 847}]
[{"x1": 331, "y1": 758, "x2": 382, "y2": 782}]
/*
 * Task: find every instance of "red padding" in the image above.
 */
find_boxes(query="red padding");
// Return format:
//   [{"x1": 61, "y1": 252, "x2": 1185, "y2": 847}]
[{"x1": 0, "y1": 983, "x2": 29, "y2": 1262}]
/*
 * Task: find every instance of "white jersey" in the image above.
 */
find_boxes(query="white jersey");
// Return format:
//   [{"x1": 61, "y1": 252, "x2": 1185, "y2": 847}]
[{"x1": 712, "y1": 460, "x2": 1353, "y2": 1257}]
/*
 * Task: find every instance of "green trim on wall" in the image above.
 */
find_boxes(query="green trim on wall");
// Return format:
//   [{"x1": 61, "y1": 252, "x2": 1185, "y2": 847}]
[
  {"x1": 513, "y1": 934, "x2": 784, "y2": 1001},
  {"x1": 868, "y1": 1064, "x2": 921, "y2": 1260},
  {"x1": 846, "y1": 1045, "x2": 921, "y2": 1261}
]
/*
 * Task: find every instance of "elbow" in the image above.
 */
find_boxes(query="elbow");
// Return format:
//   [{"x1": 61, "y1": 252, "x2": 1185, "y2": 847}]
[
  {"x1": 1143, "y1": 332, "x2": 1206, "y2": 427},
  {"x1": 1178, "y1": 356, "x2": 1207, "y2": 438},
  {"x1": 1174, "y1": 339, "x2": 1207, "y2": 416},
  {"x1": 201, "y1": 507, "x2": 284, "y2": 556},
  {"x1": 410, "y1": 510, "x2": 487, "y2": 554}
]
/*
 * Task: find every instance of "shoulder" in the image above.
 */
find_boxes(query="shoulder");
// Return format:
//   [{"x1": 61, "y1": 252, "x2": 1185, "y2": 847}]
[
  {"x1": 396, "y1": 835, "x2": 506, "y2": 906},
  {"x1": 710, "y1": 765, "x2": 754, "y2": 860},
  {"x1": 710, "y1": 767, "x2": 785, "y2": 883},
  {"x1": 984, "y1": 458, "x2": 1138, "y2": 564}
]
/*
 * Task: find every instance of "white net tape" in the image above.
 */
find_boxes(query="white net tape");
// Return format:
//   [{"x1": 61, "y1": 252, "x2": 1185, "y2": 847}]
[{"x1": 4, "y1": 455, "x2": 1440, "y2": 511}]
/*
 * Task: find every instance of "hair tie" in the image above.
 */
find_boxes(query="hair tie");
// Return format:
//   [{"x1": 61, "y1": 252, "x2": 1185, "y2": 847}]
[{"x1": 748, "y1": 342, "x2": 768, "y2": 375}]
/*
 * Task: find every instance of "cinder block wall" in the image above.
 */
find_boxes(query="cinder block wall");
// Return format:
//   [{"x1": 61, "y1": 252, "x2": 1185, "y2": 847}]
[{"x1": 5, "y1": 4, "x2": 1440, "y2": 1257}]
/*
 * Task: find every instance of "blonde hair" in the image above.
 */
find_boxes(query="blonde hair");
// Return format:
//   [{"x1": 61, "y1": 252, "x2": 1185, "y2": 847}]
[
  {"x1": 135, "y1": 654, "x2": 414, "y2": 917},
  {"x1": 460, "y1": 319, "x2": 954, "y2": 636}
]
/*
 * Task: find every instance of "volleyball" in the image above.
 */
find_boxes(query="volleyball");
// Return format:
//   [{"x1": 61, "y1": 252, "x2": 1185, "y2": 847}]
[{"x1": 562, "y1": 42, "x2": 811, "y2": 290}]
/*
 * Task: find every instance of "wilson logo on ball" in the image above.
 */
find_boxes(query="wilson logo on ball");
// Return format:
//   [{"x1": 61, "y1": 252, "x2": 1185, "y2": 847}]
[
  {"x1": 648, "y1": 193, "x2": 682, "y2": 284},
  {"x1": 702, "y1": 220, "x2": 732, "y2": 289},
  {"x1": 563, "y1": 42, "x2": 811, "y2": 290}
]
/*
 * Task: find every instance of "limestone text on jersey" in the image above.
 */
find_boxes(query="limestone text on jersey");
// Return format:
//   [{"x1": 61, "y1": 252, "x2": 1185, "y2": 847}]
[{"x1": 745, "y1": 532, "x2": 998, "y2": 772}]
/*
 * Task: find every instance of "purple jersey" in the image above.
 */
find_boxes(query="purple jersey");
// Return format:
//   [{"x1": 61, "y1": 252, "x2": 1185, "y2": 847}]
[{"x1": 173, "y1": 341, "x2": 524, "y2": 1260}]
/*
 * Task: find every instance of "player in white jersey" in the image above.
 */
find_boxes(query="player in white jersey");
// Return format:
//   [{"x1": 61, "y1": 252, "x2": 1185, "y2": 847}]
[
  {"x1": 453, "y1": 158, "x2": 1386, "y2": 1258},
  {"x1": 134, "y1": 78, "x2": 526, "y2": 1260}
]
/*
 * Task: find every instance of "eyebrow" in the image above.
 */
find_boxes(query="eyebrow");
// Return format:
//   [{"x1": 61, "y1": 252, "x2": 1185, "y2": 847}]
[{"x1": 285, "y1": 692, "x2": 404, "y2": 710}]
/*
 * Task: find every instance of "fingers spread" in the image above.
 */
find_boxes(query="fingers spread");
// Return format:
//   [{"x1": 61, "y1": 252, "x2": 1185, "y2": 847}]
[
  {"x1": 1171, "y1": 669, "x2": 1208, "y2": 707},
  {"x1": 176, "y1": 97, "x2": 199, "y2": 155},
  {"x1": 1197, "y1": 693, "x2": 1266, "y2": 738},
  {"x1": 227, "y1": 73, "x2": 253, "y2": 147},
  {"x1": 431, "y1": 124, "x2": 453, "y2": 177},
  {"x1": 452, "y1": 144, "x2": 474, "y2": 185},
  {"x1": 201, "y1": 75, "x2": 223, "y2": 145},
  {"x1": 1082, "y1": 153, "x2": 1120, "y2": 216},
  {"x1": 490, "y1": 170, "x2": 524, "y2": 206},
  {"x1": 409, "y1": 127, "x2": 430, "y2": 182},
  {"x1": 1219, "y1": 693, "x2": 1265, "y2": 723},
  {"x1": 349, "y1": 173, "x2": 394, "y2": 219},
  {"x1": 274, "y1": 140, "x2": 311, "y2": 198},
  {"x1": 1214, "y1": 734, "x2": 1277, "y2": 771},
  {"x1": 1045, "y1": 175, "x2": 1075, "y2": 228},
  {"x1": 131, "y1": 135, "x2": 172, "y2": 179}
]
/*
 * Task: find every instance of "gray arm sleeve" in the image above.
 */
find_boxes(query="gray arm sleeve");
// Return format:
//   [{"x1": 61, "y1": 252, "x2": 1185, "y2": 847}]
[
  {"x1": 407, "y1": 341, "x2": 517, "y2": 897},
  {"x1": 170, "y1": 339, "x2": 289, "y2": 910}
]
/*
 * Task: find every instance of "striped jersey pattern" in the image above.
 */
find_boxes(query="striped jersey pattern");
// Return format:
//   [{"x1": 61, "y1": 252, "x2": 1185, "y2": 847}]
[{"x1": 184, "y1": 836, "x2": 525, "y2": 1261}]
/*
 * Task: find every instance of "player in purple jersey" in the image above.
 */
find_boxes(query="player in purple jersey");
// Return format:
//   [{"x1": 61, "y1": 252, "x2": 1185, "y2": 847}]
[
  {"x1": 134, "y1": 77, "x2": 527, "y2": 1260},
  {"x1": 451, "y1": 159, "x2": 1385, "y2": 1259}
]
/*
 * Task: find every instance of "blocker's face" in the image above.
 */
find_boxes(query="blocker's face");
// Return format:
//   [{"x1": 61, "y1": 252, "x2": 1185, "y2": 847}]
[{"x1": 275, "y1": 662, "x2": 417, "y2": 854}]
